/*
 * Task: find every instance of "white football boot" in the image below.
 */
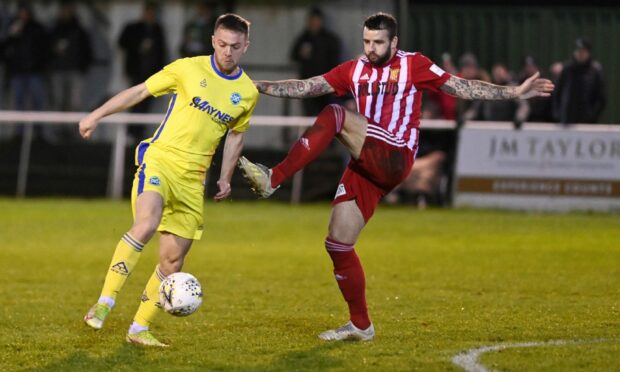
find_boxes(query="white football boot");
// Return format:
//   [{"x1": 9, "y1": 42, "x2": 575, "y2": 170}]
[
  {"x1": 318, "y1": 321, "x2": 375, "y2": 341},
  {"x1": 237, "y1": 156, "x2": 279, "y2": 198},
  {"x1": 84, "y1": 303, "x2": 111, "y2": 330}
]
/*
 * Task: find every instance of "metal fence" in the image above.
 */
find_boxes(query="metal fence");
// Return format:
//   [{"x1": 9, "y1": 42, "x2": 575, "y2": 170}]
[{"x1": 0, "y1": 110, "x2": 455, "y2": 202}]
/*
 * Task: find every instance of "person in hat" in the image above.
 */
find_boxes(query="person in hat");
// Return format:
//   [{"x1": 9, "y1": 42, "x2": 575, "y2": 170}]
[{"x1": 553, "y1": 37, "x2": 606, "y2": 124}]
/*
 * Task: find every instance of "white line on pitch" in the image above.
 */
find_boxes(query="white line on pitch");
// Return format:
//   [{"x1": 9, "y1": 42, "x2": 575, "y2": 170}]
[{"x1": 452, "y1": 337, "x2": 618, "y2": 372}]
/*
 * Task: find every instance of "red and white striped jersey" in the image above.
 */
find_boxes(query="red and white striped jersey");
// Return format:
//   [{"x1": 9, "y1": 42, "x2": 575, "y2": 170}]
[{"x1": 323, "y1": 50, "x2": 450, "y2": 149}]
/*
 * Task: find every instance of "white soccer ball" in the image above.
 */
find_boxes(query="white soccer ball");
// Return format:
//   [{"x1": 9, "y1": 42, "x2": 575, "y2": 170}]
[{"x1": 159, "y1": 272, "x2": 203, "y2": 317}]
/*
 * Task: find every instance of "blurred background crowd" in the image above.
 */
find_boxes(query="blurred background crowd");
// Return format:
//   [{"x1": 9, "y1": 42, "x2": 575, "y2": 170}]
[
  {"x1": 0, "y1": 1, "x2": 610, "y2": 124},
  {"x1": 0, "y1": 0, "x2": 616, "y2": 203}
]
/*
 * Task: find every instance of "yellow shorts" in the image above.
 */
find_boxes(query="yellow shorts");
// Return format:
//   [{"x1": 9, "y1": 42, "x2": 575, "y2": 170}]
[{"x1": 131, "y1": 144, "x2": 209, "y2": 240}]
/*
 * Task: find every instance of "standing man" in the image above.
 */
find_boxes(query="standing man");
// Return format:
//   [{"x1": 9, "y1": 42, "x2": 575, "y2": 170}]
[
  {"x1": 238, "y1": 12, "x2": 553, "y2": 341},
  {"x1": 80, "y1": 14, "x2": 258, "y2": 347},
  {"x1": 290, "y1": 7, "x2": 341, "y2": 116},
  {"x1": 49, "y1": 2, "x2": 93, "y2": 112},
  {"x1": 553, "y1": 37, "x2": 606, "y2": 124},
  {"x1": 4, "y1": 4, "x2": 48, "y2": 112},
  {"x1": 118, "y1": 1, "x2": 168, "y2": 140},
  {"x1": 179, "y1": 0, "x2": 217, "y2": 58}
]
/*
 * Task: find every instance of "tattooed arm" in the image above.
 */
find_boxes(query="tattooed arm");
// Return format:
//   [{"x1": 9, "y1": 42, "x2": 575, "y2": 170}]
[
  {"x1": 440, "y1": 72, "x2": 554, "y2": 100},
  {"x1": 254, "y1": 76, "x2": 335, "y2": 98}
]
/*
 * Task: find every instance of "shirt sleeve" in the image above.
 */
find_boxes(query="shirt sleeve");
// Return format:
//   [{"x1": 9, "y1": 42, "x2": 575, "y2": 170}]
[
  {"x1": 323, "y1": 61, "x2": 355, "y2": 96},
  {"x1": 410, "y1": 53, "x2": 451, "y2": 92},
  {"x1": 230, "y1": 91, "x2": 258, "y2": 133},
  {"x1": 144, "y1": 59, "x2": 186, "y2": 97}
]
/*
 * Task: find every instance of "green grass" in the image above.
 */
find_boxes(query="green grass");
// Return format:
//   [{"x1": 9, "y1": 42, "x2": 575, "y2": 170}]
[{"x1": 0, "y1": 199, "x2": 618, "y2": 371}]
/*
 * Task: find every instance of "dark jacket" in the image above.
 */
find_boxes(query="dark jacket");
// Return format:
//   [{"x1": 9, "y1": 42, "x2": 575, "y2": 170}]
[
  {"x1": 50, "y1": 17, "x2": 93, "y2": 73},
  {"x1": 290, "y1": 28, "x2": 340, "y2": 78},
  {"x1": 4, "y1": 18, "x2": 49, "y2": 75},
  {"x1": 179, "y1": 18, "x2": 215, "y2": 57},
  {"x1": 118, "y1": 21, "x2": 167, "y2": 82},
  {"x1": 553, "y1": 58, "x2": 606, "y2": 124}
]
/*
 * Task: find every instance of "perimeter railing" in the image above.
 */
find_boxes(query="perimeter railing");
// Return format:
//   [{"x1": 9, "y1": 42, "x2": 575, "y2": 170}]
[{"x1": 0, "y1": 110, "x2": 456, "y2": 203}]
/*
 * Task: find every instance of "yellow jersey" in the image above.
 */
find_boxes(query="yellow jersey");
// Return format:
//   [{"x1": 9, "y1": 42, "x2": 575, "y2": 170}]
[{"x1": 137, "y1": 55, "x2": 259, "y2": 169}]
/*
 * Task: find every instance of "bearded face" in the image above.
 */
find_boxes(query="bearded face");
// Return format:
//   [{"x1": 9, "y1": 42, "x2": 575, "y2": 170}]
[{"x1": 362, "y1": 28, "x2": 397, "y2": 67}]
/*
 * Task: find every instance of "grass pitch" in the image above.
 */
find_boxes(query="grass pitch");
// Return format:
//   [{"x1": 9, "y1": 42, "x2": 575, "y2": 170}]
[{"x1": 0, "y1": 199, "x2": 618, "y2": 371}]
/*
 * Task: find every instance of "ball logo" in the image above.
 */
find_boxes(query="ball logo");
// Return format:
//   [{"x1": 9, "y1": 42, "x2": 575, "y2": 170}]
[
  {"x1": 230, "y1": 92, "x2": 241, "y2": 105},
  {"x1": 149, "y1": 176, "x2": 161, "y2": 186}
]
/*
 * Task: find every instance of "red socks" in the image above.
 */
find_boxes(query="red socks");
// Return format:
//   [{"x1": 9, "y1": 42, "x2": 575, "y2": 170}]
[
  {"x1": 271, "y1": 104, "x2": 345, "y2": 187},
  {"x1": 325, "y1": 238, "x2": 371, "y2": 330}
]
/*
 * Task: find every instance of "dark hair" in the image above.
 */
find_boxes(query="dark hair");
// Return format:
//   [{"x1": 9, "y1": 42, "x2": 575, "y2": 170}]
[
  {"x1": 143, "y1": 1, "x2": 159, "y2": 11},
  {"x1": 309, "y1": 7, "x2": 324, "y2": 19},
  {"x1": 364, "y1": 12, "x2": 397, "y2": 40},
  {"x1": 215, "y1": 13, "x2": 250, "y2": 37},
  {"x1": 575, "y1": 37, "x2": 592, "y2": 51}
]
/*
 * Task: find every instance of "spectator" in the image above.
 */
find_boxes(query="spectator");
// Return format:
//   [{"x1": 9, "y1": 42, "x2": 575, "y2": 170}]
[
  {"x1": 553, "y1": 37, "x2": 606, "y2": 124},
  {"x1": 179, "y1": 1, "x2": 216, "y2": 58},
  {"x1": 49, "y1": 2, "x2": 93, "y2": 113},
  {"x1": 4, "y1": 3, "x2": 48, "y2": 113},
  {"x1": 290, "y1": 7, "x2": 341, "y2": 116},
  {"x1": 455, "y1": 53, "x2": 489, "y2": 124},
  {"x1": 549, "y1": 61, "x2": 563, "y2": 83},
  {"x1": 424, "y1": 52, "x2": 457, "y2": 120},
  {"x1": 118, "y1": 1, "x2": 167, "y2": 140},
  {"x1": 0, "y1": 3, "x2": 11, "y2": 110},
  {"x1": 480, "y1": 63, "x2": 528, "y2": 128},
  {"x1": 3, "y1": 3, "x2": 49, "y2": 141},
  {"x1": 518, "y1": 56, "x2": 552, "y2": 123},
  {"x1": 80, "y1": 4, "x2": 113, "y2": 114}
]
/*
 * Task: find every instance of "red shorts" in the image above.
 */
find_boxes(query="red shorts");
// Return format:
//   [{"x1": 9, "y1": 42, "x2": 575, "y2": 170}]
[{"x1": 333, "y1": 130, "x2": 417, "y2": 222}]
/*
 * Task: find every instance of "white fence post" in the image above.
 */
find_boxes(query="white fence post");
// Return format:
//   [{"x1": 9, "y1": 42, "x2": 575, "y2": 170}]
[
  {"x1": 107, "y1": 123, "x2": 128, "y2": 199},
  {"x1": 16, "y1": 123, "x2": 34, "y2": 197},
  {"x1": 290, "y1": 126, "x2": 305, "y2": 204}
]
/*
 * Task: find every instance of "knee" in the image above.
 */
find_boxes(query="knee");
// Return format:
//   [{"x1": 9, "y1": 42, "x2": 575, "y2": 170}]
[
  {"x1": 130, "y1": 217, "x2": 160, "y2": 242},
  {"x1": 159, "y1": 253, "x2": 184, "y2": 275},
  {"x1": 322, "y1": 104, "x2": 343, "y2": 113},
  {"x1": 319, "y1": 104, "x2": 346, "y2": 133},
  {"x1": 326, "y1": 227, "x2": 356, "y2": 246}
]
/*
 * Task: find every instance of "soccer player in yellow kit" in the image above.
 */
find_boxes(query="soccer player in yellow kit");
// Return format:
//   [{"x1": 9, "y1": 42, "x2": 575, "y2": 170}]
[{"x1": 79, "y1": 14, "x2": 258, "y2": 347}]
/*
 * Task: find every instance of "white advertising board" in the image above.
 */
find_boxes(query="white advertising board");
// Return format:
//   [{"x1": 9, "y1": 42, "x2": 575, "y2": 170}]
[{"x1": 454, "y1": 122, "x2": 620, "y2": 212}]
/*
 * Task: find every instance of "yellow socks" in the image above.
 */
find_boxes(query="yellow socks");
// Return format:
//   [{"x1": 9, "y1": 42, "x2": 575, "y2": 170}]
[
  {"x1": 132, "y1": 265, "x2": 167, "y2": 329},
  {"x1": 97, "y1": 234, "x2": 166, "y2": 333},
  {"x1": 99, "y1": 233, "x2": 145, "y2": 302}
]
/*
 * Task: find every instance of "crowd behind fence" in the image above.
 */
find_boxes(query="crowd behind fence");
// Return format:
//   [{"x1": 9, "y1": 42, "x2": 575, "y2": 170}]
[
  {"x1": 0, "y1": 111, "x2": 455, "y2": 202},
  {"x1": 0, "y1": 2, "x2": 611, "y2": 126},
  {"x1": 0, "y1": 1, "x2": 616, "y2": 209},
  {"x1": 3, "y1": 111, "x2": 617, "y2": 209}
]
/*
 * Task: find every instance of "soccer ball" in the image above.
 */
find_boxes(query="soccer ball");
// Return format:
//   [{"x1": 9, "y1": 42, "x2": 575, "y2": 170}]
[{"x1": 159, "y1": 272, "x2": 203, "y2": 316}]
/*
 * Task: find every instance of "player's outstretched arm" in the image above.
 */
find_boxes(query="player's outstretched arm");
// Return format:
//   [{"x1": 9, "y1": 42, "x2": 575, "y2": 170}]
[
  {"x1": 78, "y1": 83, "x2": 151, "y2": 140},
  {"x1": 440, "y1": 72, "x2": 554, "y2": 100},
  {"x1": 214, "y1": 130, "x2": 245, "y2": 201},
  {"x1": 254, "y1": 76, "x2": 335, "y2": 98}
]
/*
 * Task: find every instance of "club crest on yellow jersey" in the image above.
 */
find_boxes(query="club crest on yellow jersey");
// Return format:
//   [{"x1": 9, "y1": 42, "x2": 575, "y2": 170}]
[{"x1": 230, "y1": 92, "x2": 241, "y2": 105}]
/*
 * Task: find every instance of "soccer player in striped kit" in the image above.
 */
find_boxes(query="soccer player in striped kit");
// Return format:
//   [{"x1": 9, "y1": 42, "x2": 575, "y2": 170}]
[{"x1": 238, "y1": 12, "x2": 554, "y2": 341}]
